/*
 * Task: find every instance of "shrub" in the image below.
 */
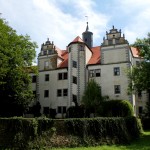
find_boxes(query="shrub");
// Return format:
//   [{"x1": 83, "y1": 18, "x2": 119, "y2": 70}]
[
  {"x1": 0, "y1": 117, "x2": 54, "y2": 149},
  {"x1": 64, "y1": 116, "x2": 142, "y2": 145},
  {"x1": 141, "y1": 117, "x2": 150, "y2": 130},
  {"x1": 100, "y1": 100, "x2": 134, "y2": 117},
  {"x1": 66, "y1": 106, "x2": 85, "y2": 118}
]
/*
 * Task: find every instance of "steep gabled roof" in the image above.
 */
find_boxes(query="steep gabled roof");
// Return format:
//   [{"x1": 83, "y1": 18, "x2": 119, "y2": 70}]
[
  {"x1": 72, "y1": 36, "x2": 84, "y2": 43},
  {"x1": 130, "y1": 47, "x2": 140, "y2": 58},
  {"x1": 88, "y1": 46, "x2": 101, "y2": 65}
]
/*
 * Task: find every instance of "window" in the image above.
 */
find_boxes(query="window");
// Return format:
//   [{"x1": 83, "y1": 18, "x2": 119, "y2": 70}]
[
  {"x1": 139, "y1": 106, "x2": 143, "y2": 114},
  {"x1": 73, "y1": 61, "x2": 77, "y2": 68},
  {"x1": 33, "y1": 91, "x2": 36, "y2": 98},
  {"x1": 114, "y1": 67, "x2": 120, "y2": 76},
  {"x1": 89, "y1": 70, "x2": 95, "y2": 77},
  {"x1": 95, "y1": 69, "x2": 101, "y2": 77},
  {"x1": 136, "y1": 61, "x2": 140, "y2": 66},
  {"x1": 58, "y1": 72, "x2": 68, "y2": 80},
  {"x1": 63, "y1": 107, "x2": 66, "y2": 113},
  {"x1": 32, "y1": 75, "x2": 36, "y2": 83},
  {"x1": 114, "y1": 85, "x2": 121, "y2": 94},
  {"x1": 63, "y1": 89, "x2": 68, "y2": 96},
  {"x1": 44, "y1": 90, "x2": 49, "y2": 97},
  {"x1": 48, "y1": 50, "x2": 53, "y2": 55},
  {"x1": 79, "y1": 45, "x2": 84, "y2": 51},
  {"x1": 45, "y1": 74, "x2": 49, "y2": 81},
  {"x1": 138, "y1": 91, "x2": 142, "y2": 97},
  {"x1": 73, "y1": 76, "x2": 77, "y2": 84},
  {"x1": 58, "y1": 106, "x2": 62, "y2": 113},
  {"x1": 43, "y1": 50, "x2": 47, "y2": 55},
  {"x1": 32, "y1": 91, "x2": 36, "y2": 98},
  {"x1": 43, "y1": 107, "x2": 49, "y2": 114},
  {"x1": 68, "y1": 47, "x2": 72, "y2": 53},
  {"x1": 44, "y1": 61, "x2": 49, "y2": 69},
  {"x1": 57, "y1": 89, "x2": 62, "y2": 97},
  {"x1": 57, "y1": 106, "x2": 67, "y2": 113},
  {"x1": 73, "y1": 94, "x2": 77, "y2": 101},
  {"x1": 64, "y1": 72, "x2": 68, "y2": 79},
  {"x1": 58, "y1": 73, "x2": 62, "y2": 80}
]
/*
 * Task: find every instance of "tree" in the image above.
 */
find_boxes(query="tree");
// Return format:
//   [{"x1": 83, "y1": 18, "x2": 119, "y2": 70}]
[
  {"x1": 0, "y1": 17, "x2": 38, "y2": 116},
  {"x1": 128, "y1": 33, "x2": 150, "y2": 92},
  {"x1": 128, "y1": 33, "x2": 150, "y2": 116},
  {"x1": 82, "y1": 79, "x2": 106, "y2": 115}
]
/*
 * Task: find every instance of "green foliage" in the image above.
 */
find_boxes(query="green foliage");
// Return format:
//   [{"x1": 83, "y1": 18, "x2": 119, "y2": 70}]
[
  {"x1": 66, "y1": 106, "x2": 85, "y2": 118},
  {"x1": 100, "y1": 100, "x2": 134, "y2": 117},
  {"x1": 65, "y1": 117, "x2": 142, "y2": 145},
  {"x1": 0, "y1": 17, "x2": 38, "y2": 117},
  {"x1": 141, "y1": 117, "x2": 150, "y2": 130},
  {"x1": 0, "y1": 117, "x2": 143, "y2": 149},
  {"x1": 128, "y1": 33, "x2": 150, "y2": 93},
  {"x1": 82, "y1": 79, "x2": 105, "y2": 114},
  {"x1": 0, "y1": 117, "x2": 54, "y2": 149}
]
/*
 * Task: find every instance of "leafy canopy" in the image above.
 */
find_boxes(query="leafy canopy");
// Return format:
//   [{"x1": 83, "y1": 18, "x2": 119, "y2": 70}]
[
  {"x1": 82, "y1": 79, "x2": 104, "y2": 110},
  {"x1": 128, "y1": 33, "x2": 150, "y2": 92},
  {"x1": 0, "y1": 17, "x2": 38, "y2": 116}
]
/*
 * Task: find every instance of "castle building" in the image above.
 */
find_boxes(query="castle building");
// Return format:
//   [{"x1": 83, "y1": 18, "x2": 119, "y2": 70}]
[{"x1": 31, "y1": 23, "x2": 148, "y2": 117}]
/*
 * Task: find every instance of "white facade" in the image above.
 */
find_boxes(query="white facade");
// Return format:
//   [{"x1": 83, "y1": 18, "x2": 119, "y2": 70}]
[{"x1": 30, "y1": 26, "x2": 148, "y2": 117}]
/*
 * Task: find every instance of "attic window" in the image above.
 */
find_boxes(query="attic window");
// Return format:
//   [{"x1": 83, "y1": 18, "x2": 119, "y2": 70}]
[{"x1": 79, "y1": 45, "x2": 84, "y2": 51}]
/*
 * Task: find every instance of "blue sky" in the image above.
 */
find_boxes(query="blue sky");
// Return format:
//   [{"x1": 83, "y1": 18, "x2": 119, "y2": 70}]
[{"x1": 0, "y1": 0, "x2": 150, "y2": 61}]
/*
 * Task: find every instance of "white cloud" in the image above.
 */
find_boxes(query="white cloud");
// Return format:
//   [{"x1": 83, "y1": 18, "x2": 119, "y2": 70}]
[
  {"x1": 113, "y1": 0, "x2": 150, "y2": 44},
  {"x1": 1, "y1": 0, "x2": 150, "y2": 56}
]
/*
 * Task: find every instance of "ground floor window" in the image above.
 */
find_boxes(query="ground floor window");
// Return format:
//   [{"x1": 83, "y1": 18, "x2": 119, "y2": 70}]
[
  {"x1": 43, "y1": 107, "x2": 49, "y2": 114},
  {"x1": 57, "y1": 106, "x2": 66, "y2": 114},
  {"x1": 139, "y1": 106, "x2": 143, "y2": 114}
]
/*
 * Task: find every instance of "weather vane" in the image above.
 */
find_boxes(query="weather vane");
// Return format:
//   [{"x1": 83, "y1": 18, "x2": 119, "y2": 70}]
[{"x1": 85, "y1": 16, "x2": 88, "y2": 22}]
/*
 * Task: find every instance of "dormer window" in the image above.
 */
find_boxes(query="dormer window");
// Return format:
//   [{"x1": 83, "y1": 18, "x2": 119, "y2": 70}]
[
  {"x1": 44, "y1": 61, "x2": 49, "y2": 69},
  {"x1": 43, "y1": 50, "x2": 47, "y2": 55},
  {"x1": 79, "y1": 45, "x2": 84, "y2": 51}
]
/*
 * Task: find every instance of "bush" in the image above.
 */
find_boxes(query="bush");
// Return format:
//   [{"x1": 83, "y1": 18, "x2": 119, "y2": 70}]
[
  {"x1": 141, "y1": 117, "x2": 150, "y2": 130},
  {"x1": 0, "y1": 117, "x2": 54, "y2": 149},
  {"x1": 66, "y1": 106, "x2": 85, "y2": 118},
  {"x1": 100, "y1": 100, "x2": 134, "y2": 117},
  {"x1": 64, "y1": 116, "x2": 142, "y2": 145}
]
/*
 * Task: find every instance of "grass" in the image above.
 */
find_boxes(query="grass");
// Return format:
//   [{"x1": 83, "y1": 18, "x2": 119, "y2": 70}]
[{"x1": 51, "y1": 131, "x2": 150, "y2": 150}]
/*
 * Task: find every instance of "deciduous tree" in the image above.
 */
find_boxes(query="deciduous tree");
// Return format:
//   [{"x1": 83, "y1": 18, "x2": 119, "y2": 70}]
[
  {"x1": 0, "y1": 17, "x2": 38, "y2": 116},
  {"x1": 128, "y1": 33, "x2": 150, "y2": 116}
]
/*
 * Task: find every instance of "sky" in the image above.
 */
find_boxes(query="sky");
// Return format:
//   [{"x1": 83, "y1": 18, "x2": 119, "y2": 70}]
[{"x1": 0, "y1": 0, "x2": 150, "y2": 61}]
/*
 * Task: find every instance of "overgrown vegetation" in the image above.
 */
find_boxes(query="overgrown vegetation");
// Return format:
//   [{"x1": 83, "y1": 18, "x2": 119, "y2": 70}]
[
  {"x1": 0, "y1": 117, "x2": 54, "y2": 149},
  {"x1": 51, "y1": 131, "x2": 150, "y2": 150},
  {"x1": 0, "y1": 116, "x2": 142, "y2": 149},
  {"x1": 100, "y1": 100, "x2": 134, "y2": 117}
]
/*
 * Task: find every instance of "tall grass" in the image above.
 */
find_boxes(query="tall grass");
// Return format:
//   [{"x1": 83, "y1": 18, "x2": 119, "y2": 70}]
[{"x1": 51, "y1": 131, "x2": 150, "y2": 150}]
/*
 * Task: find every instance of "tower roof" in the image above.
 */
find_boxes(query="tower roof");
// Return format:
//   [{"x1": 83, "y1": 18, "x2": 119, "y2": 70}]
[
  {"x1": 72, "y1": 36, "x2": 84, "y2": 43},
  {"x1": 86, "y1": 22, "x2": 89, "y2": 31}
]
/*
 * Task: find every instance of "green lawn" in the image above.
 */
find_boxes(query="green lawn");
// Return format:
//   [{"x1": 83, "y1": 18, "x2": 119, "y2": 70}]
[{"x1": 51, "y1": 131, "x2": 150, "y2": 150}]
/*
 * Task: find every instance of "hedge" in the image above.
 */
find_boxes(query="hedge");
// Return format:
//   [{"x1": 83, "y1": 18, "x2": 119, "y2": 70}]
[
  {"x1": 64, "y1": 116, "x2": 142, "y2": 145},
  {"x1": 0, "y1": 117, "x2": 54, "y2": 149},
  {"x1": 0, "y1": 116, "x2": 143, "y2": 149},
  {"x1": 101, "y1": 100, "x2": 134, "y2": 117}
]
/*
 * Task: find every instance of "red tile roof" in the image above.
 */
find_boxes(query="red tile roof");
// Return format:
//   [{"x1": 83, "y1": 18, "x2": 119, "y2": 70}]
[
  {"x1": 56, "y1": 37, "x2": 140, "y2": 68},
  {"x1": 130, "y1": 47, "x2": 140, "y2": 58},
  {"x1": 88, "y1": 46, "x2": 101, "y2": 65},
  {"x1": 72, "y1": 36, "x2": 84, "y2": 43}
]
